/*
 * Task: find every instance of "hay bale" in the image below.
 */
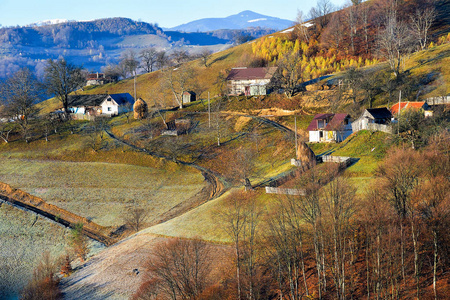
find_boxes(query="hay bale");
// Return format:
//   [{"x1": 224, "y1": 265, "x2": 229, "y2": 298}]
[
  {"x1": 296, "y1": 142, "x2": 316, "y2": 167},
  {"x1": 133, "y1": 98, "x2": 148, "y2": 119}
]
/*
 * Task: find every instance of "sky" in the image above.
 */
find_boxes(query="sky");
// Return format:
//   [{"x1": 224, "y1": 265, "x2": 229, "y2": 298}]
[{"x1": 0, "y1": 0, "x2": 348, "y2": 29}]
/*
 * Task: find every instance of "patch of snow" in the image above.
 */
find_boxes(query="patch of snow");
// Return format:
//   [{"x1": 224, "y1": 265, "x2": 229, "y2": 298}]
[
  {"x1": 281, "y1": 28, "x2": 295, "y2": 33},
  {"x1": 301, "y1": 22, "x2": 314, "y2": 27},
  {"x1": 248, "y1": 18, "x2": 267, "y2": 23},
  {"x1": 29, "y1": 19, "x2": 69, "y2": 27}
]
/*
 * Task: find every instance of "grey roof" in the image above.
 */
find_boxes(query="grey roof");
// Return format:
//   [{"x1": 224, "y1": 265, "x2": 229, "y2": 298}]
[
  {"x1": 68, "y1": 94, "x2": 108, "y2": 107},
  {"x1": 366, "y1": 108, "x2": 392, "y2": 120},
  {"x1": 68, "y1": 93, "x2": 134, "y2": 107}
]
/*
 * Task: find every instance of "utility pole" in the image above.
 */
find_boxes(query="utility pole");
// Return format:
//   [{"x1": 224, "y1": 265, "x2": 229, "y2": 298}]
[
  {"x1": 208, "y1": 92, "x2": 211, "y2": 128},
  {"x1": 398, "y1": 90, "x2": 401, "y2": 135},
  {"x1": 134, "y1": 71, "x2": 137, "y2": 101},
  {"x1": 294, "y1": 116, "x2": 298, "y2": 158}
]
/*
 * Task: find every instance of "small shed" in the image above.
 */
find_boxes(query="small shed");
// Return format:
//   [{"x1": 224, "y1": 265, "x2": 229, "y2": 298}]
[{"x1": 182, "y1": 91, "x2": 196, "y2": 104}]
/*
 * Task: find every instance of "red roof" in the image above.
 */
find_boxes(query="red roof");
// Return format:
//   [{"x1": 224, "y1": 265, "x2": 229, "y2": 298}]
[
  {"x1": 391, "y1": 102, "x2": 426, "y2": 115},
  {"x1": 306, "y1": 113, "x2": 335, "y2": 131},
  {"x1": 325, "y1": 113, "x2": 350, "y2": 130},
  {"x1": 226, "y1": 67, "x2": 277, "y2": 81}
]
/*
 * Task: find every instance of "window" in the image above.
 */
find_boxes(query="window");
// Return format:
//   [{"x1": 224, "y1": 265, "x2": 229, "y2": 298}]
[{"x1": 107, "y1": 107, "x2": 112, "y2": 111}]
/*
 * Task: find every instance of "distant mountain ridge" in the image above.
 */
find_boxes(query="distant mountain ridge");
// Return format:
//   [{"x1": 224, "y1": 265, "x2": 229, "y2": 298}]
[
  {"x1": 0, "y1": 11, "x2": 292, "y2": 78},
  {"x1": 168, "y1": 10, "x2": 293, "y2": 32}
]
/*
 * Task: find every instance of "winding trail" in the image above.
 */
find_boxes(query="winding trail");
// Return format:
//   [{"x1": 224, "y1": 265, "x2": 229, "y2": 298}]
[
  {"x1": 105, "y1": 130, "x2": 228, "y2": 224},
  {"x1": 0, "y1": 114, "x2": 294, "y2": 247}
]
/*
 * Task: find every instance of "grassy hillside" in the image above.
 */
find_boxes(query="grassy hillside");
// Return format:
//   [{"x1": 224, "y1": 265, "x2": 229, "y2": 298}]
[{"x1": 0, "y1": 123, "x2": 205, "y2": 228}]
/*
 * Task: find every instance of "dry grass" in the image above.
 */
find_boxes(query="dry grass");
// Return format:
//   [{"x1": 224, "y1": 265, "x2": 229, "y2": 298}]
[
  {"x1": 0, "y1": 205, "x2": 70, "y2": 298},
  {"x1": 0, "y1": 158, "x2": 204, "y2": 227}
]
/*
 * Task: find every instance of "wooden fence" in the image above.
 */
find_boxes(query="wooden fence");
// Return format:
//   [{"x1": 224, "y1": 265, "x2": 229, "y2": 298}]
[
  {"x1": 0, "y1": 182, "x2": 115, "y2": 246},
  {"x1": 265, "y1": 187, "x2": 306, "y2": 196},
  {"x1": 425, "y1": 95, "x2": 450, "y2": 105},
  {"x1": 352, "y1": 121, "x2": 392, "y2": 134}
]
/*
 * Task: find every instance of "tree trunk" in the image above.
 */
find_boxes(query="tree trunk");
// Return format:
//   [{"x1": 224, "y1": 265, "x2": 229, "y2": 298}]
[
  {"x1": 433, "y1": 229, "x2": 437, "y2": 300},
  {"x1": 411, "y1": 220, "x2": 420, "y2": 299}
]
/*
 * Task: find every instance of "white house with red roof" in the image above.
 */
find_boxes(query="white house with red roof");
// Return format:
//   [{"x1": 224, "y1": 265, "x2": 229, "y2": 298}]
[
  {"x1": 307, "y1": 113, "x2": 352, "y2": 143},
  {"x1": 226, "y1": 67, "x2": 277, "y2": 96}
]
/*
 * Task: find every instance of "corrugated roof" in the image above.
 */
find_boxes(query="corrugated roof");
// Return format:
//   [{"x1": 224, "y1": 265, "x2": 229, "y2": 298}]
[
  {"x1": 226, "y1": 67, "x2": 277, "y2": 81},
  {"x1": 68, "y1": 94, "x2": 108, "y2": 107},
  {"x1": 391, "y1": 102, "x2": 425, "y2": 115}
]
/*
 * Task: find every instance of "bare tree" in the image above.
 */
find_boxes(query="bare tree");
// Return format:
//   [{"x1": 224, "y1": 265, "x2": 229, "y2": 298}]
[
  {"x1": 139, "y1": 238, "x2": 213, "y2": 300},
  {"x1": 120, "y1": 49, "x2": 139, "y2": 78},
  {"x1": 270, "y1": 51, "x2": 305, "y2": 98},
  {"x1": 140, "y1": 48, "x2": 158, "y2": 73},
  {"x1": 156, "y1": 51, "x2": 169, "y2": 70},
  {"x1": 0, "y1": 68, "x2": 40, "y2": 141},
  {"x1": 83, "y1": 116, "x2": 109, "y2": 152},
  {"x1": 170, "y1": 49, "x2": 190, "y2": 66},
  {"x1": 295, "y1": 10, "x2": 310, "y2": 42},
  {"x1": 20, "y1": 251, "x2": 61, "y2": 300},
  {"x1": 43, "y1": 58, "x2": 84, "y2": 117},
  {"x1": 321, "y1": 175, "x2": 356, "y2": 300},
  {"x1": 309, "y1": 0, "x2": 335, "y2": 29},
  {"x1": 0, "y1": 121, "x2": 15, "y2": 143},
  {"x1": 162, "y1": 64, "x2": 196, "y2": 109},
  {"x1": 123, "y1": 203, "x2": 148, "y2": 232},
  {"x1": 198, "y1": 49, "x2": 212, "y2": 67},
  {"x1": 376, "y1": 16, "x2": 414, "y2": 77},
  {"x1": 268, "y1": 195, "x2": 309, "y2": 300},
  {"x1": 410, "y1": 6, "x2": 436, "y2": 50},
  {"x1": 103, "y1": 63, "x2": 123, "y2": 81}
]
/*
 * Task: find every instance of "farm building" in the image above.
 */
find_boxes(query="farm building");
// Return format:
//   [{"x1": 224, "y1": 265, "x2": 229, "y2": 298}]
[
  {"x1": 352, "y1": 108, "x2": 392, "y2": 133},
  {"x1": 85, "y1": 73, "x2": 116, "y2": 86},
  {"x1": 67, "y1": 93, "x2": 134, "y2": 118},
  {"x1": 307, "y1": 113, "x2": 352, "y2": 143},
  {"x1": 182, "y1": 91, "x2": 196, "y2": 104},
  {"x1": 226, "y1": 67, "x2": 277, "y2": 96}
]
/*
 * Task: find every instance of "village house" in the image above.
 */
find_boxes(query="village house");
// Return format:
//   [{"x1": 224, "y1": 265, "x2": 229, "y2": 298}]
[
  {"x1": 391, "y1": 101, "x2": 432, "y2": 117},
  {"x1": 67, "y1": 93, "x2": 134, "y2": 118},
  {"x1": 307, "y1": 113, "x2": 352, "y2": 143},
  {"x1": 226, "y1": 67, "x2": 277, "y2": 96},
  {"x1": 85, "y1": 73, "x2": 116, "y2": 86},
  {"x1": 352, "y1": 108, "x2": 392, "y2": 133}
]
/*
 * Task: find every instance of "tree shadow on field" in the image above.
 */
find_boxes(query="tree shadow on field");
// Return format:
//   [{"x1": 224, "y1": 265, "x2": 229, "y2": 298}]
[{"x1": 209, "y1": 52, "x2": 232, "y2": 66}]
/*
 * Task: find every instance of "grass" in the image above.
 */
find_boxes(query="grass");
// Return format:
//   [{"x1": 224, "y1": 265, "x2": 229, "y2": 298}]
[
  {"x1": 0, "y1": 204, "x2": 69, "y2": 298},
  {"x1": 405, "y1": 42, "x2": 450, "y2": 98},
  {"x1": 307, "y1": 130, "x2": 392, "y2": 191},
  {"x1": 0, "y1": 120, "x2": 206, "y2": 228},
  {"x1": 0, "y1": 157, "x2": 204, "y2": 227}
]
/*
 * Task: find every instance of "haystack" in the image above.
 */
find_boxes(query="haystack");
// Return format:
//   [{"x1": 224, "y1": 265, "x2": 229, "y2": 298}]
[
  {"x1": 133, "y1": 98, "x2": 148, "y2": 119},
  {"x1": 296, "y1": 142, "x2": 316, "y2": 168}
]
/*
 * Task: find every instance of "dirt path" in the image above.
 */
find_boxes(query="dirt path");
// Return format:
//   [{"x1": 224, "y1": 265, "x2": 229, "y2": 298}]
[{"x1": 106, "y1": 130, "x2": 228, "y2": 225}]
